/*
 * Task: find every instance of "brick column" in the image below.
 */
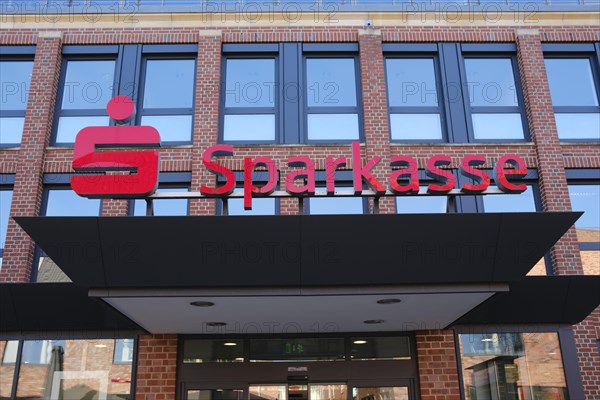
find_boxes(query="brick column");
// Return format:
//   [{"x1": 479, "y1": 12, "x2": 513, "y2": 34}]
[
  {"x1": 358, "y1": 29, "x2": 394, "y2": 214},
  {"x1": 0, "y1": 32, "x2": 62, "y2": 283},
  {"x1": 135, "y1": 334, "x2": 178, "y2": 400},
  {"x1": 102, "y1": 199, "x2": 129, "y2": 216},
  {"x1": 416, "y1": 330, "x2": 461, "y2": 400},
  {"x1": 189, "y1": 30, "x2": 222, "y2": 216},
  {"x1": 515, "y1": 29, "x2": 583, "y2": 275}
]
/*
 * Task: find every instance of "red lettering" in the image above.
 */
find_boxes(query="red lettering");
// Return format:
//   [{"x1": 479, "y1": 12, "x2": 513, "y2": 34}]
[
  {"x1": 460, "y1": 155, "x2": 490, "y2": 194},
  {"x1": 389, "y1": 156, "x2": 419, "y2": 194},
  {"x1": 200, "y1": 145, "x2": 235, "y2": 196},
  {"x1": 244, "y1": 157, "x2": 277, "y2": 210},
  {"x1": 352, "y1": 141, "x2": 385, "y2": 194},
  {"x1": 285, "y1": 156, "x2": 316, "y2": 195},
  {"x1": 325, "y1": 156, "x2": 347, "y2": 195},
  {"x1": 495, "y1": 155, "x2": 528, "y2": 193},
  {"x1": 426, "y1": 156, "x2": 456, "y2": 194}
]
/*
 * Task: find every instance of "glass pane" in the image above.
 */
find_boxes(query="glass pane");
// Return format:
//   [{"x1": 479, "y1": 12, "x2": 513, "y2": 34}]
[
  {"x1": 471, "y1": 113, "x2": 524, "y2": 140},
  {"x1": 61, "y1": 60, "x2": 115, "y2": 110},
  {"x1": 223, "y1": 114, "x2": 275, "y2": 141},
  {"x1": 225, "y1": 59, "x2": 275, "y2": 108},
  {"x1": 311, "y1": 384, "x2": 346, "y2": 400},
  {"x1": 0, "y1": 60, "x2": 33, "y2": 110},
  {"x1": 386, "y1": 58, "x2": 438, "y2": 107},
  {"x1": 352, "y1": 387, "x2": 409, "y2": 400},
  {"x1": 465, "y1": 58, "x2": 519, "y2": 107},
  {"x1": 0, "y1": 341, "x2": 17, "y2": 399},
  {"x1": 307, "y1": 114, "x2": 359, "y2": 141},
  {"x1": 390, "y1": 113, "x2": 442, "y2": 140},
  {"x1": 459, "y1": 332, "x2": 569, "y2": 400},
  {"x1": 249, "y1": 385, "x2": 287, "y2": 400},
  {"x1": 482, "y1": 185, "x2": 536, "y2": 212},
  {"x1": 143, "y1": 59, "x2": 195, "y2": 109},
  {"x1": 0, "y1": 190, "x2": 13, "y2": 250},
  {"x1": 141, "y1": 115, "x2": 192, "y2": 143},
  {"x1": 396, "y1": 191, "x2": 447, "y2": 214},
  {"x1": 307, "y1": 58, "x2": 357, "y2": 107},
  {"x1": 133, "y1": 187, "x2": 188, "y2": 216},
  {"x1": 581, "y1": 251, "x2": 600, "y2": 276},
  {"x1": 309, "y1": 189, "x2": 363, "y2": 215},
  {"x1": 545, "y1": 58, "x2": 599, "y2": 107},
  {"x1": 350, "y1": 337, "x2": 411, "y2": 360},
  {"x1": 55, "y1": 116, "x2": 109, "y2": 144},
  {"x1": 249, "y1": 338, "x2": 345, "y2": 362},
  {"x1": 0, "y1": 117, "x2": 24, "y2": 145},
  {"x1": 188, "y1": 389, "x2": 245, "y2": 400},
  {"x1": 568, "y1": 184, "x2": 600, "y2": 242},
  {"x1": 555, "y1": 113, "x2": 600, "y2": 140},
  {"x1": 45, "y1": 189, "x2": 101, "y2": 216},
  {"x1": 16, "y1": 339, "x2": 133, "y2": 400},
  {"x1": 227, "y1": 189, "x2": 276, "y2": 216},
  {"x1": 114, "y1": 339, "x2": 134, "y2": 363},
  {"x1": 183, "y1": 339, "x2": 244, "y2": 363}
]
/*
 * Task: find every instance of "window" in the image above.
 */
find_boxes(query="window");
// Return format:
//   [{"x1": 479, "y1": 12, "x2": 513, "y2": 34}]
[
  {"x1": 218, "y1": 173, "x2": 278, "y2": 216},
  {"x1": 385, "y1": 56, "x2": 443, "y2": 141},
  {"x1": 544, "y1": 44, "x2": 600, "y2": 141},
  {"x1": 458, "y1": 332, "x2": 570, "y2": 400},
  {"x1": 114, "y1": 338, "x2": 135, "y2": 363},
  {"x1": 383, "y1": 44, "x2": 528, "y2": 143},
  {"x1": 53, "y1": 45, "x2": 197, "y2": 145},
  {"x1": 138, "y1": 57, "x2": 195, "y2": 143},
  {"x1": 0, "y1": 179, "x2": 14, "y2": 268},
  {"x1": 6, "y1": 338, "x2": 135, "y2": 399},
  {"x1": 567, "y1": 170, "x2": 600, "y2": 275},
  {"x1": 34, "y1": 177, "x2": 101, "y2": 282},
  {"x1": 0, "y1": 47, "x2": 34, "y2": 147},
  {"x1": 130, "y1": 173, "x2": 190, "y2": 216},
  {"x1": 221, "y1": 43, "x2": 362, "y2": 144},
  {"x1": 395, "y1": 189, "x2": 448, "y2": 214}
]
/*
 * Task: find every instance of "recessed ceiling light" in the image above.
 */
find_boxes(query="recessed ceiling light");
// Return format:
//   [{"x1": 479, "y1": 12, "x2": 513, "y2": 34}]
[
  {"x1": 377, "y1": 298, "x2": 401, "y2": 305},
  {"x1": 353, "y1": 340, "x2": 367, "y2": 345},
  {"x1": 481, "y1": 338, "x2": 493, "y2": 342},
  {"x1": 95, "y1": 344, "x2": 108, "y2": 348},
  {"x1": 206, "y1": 322, "x2": 227, "y2": 327},
  {"x1": 190, "y1": 301, "x2": 215, "y2": 307},
  {"x1": 223, "y1": 342, "x2": 237, "y2": 346},
  {"x1": 363, "y1": 319, "x2": 385, "y2": 324}
]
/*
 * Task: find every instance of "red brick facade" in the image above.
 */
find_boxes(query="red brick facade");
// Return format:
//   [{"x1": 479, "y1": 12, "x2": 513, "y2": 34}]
[{"x1": 1, "y1": 22, "x2": 598, "y2": 400}]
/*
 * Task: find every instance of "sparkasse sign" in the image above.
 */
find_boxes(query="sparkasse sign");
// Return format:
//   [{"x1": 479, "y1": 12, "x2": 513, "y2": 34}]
[{"x1": 71, "y1": 96, "x2": 528, "y2": 210}]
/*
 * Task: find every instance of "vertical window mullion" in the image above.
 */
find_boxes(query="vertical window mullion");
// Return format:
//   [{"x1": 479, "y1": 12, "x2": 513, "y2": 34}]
[
  {"x1": 439, "y1": 43, "x2": 470, "y2": 143},
  {"x1": 283, "y1": 43, "x2": 300, "y2": 144}
]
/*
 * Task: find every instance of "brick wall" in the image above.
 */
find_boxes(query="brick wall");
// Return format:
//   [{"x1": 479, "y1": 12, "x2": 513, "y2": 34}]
[
  {"x1": 136, "y1": 334, "x2": 178, "y2": 400},
  {"x1": 416, "y1": 330, "x2": 461, "y2": 400}
]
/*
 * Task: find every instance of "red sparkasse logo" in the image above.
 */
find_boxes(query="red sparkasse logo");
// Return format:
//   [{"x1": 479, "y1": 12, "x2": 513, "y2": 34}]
[{"x1": 71, "y1": 97, "x2": 528, "y2": 210}]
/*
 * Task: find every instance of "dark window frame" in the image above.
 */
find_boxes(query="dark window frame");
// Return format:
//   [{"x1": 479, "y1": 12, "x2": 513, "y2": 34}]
[
  {"x1": 306, "y1": 170, "x2": 368, "y2": 215},
  {"x1": 136, "y1": 51, "x2": 197, "y2": 146},
  {"x1": 460, "y1": 45, "x2": 531, "y2": 143},
  {"x1": 51, "y1": 46, "x2": 120, "y2": 146},
  {"x1": 219, "y1": 43, "x2": 364, "y2": 145},
  {"x1": 0, "y1": 175, "x2": 15, "y2": 259},
  {"x1": 219, "y1": 49, "x2": 280, "y2": 145},
  {"x1": 543, "y1": 43, "x2": 600, "y2": 143},
  {"x1": 384, "y1": 45, "x2": 447, "y2": 144},
  {"x1": 128, "y1": 172, "x2": 192, "y2": 216},
  {"x1": 453, "y1": 325, "x2": 585, "y2": 400},
  {"x1": 0, "y1": 46, "x2": 36, "y2": 148},
  {"x1": 216, "y1": 171, "x2": 281, "y2": 216}
]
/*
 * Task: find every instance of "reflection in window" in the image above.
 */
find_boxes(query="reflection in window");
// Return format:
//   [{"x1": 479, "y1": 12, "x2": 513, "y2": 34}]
[
  {"x1": 352, "y1": 387, "x2": 409, "y2": 400},
  {"x1": 395, "y1": 187, "x2": 447, "y2": 214},
  {"x1": 0, "y1": 341, "x2": 18, "y2": 398},
  {"x1": 183, "y1": 339, "x2": 244, "y2": 363},
  {"x1": 386, "y1": 58, "x2": 443, "y2": 141},
  {"x1": 545, "y1": 58, "x2": 600, "y2": 140},
  {"x1": 350, "y1": 337, "x2": 411, "y2": 360},
  {"x1": 55, "y1": 59, "x2": 115, "y2": 144},
  {"x1": 132, "y1": 187, "x2": 189, "y2": 216},
  {"x1": 190, "y1": 389, "x2": 246, "y2": 400},
  {"x1": 139, "y1": 58, "x2": 195, "y2": 143},
  {"x1": 114, "y1": 339, "x2": 134, "y2": 363},
  {"x1": 226, "y1": 188, "x2": 276, "y2": 216},
  {"x1": 459, "y1": 332, "x2": 569, "y2": 400},
  {"x1": 249, "y1": 338, "x2": 345, "y2": 362},
  {"x1": 0, "y1": 60, "x2": 33, "y2": 146},
  {"x1": 223, "y1": 58, "x2": 276, "y2": 142},
  {"x1": 0, "y1": 189, "x2": 13, "y2": 268},
  {"x1": 464, "y1": 58, "x2": 525, "y2": 140},
  {"x1": 568, "y1": 184, "x2": 600, "y2": 243},
  {"x1": 15, "y1": 339, "x2": 133, "y2": 400},
  {"x1": 308, "y1": 187, "x2": 364, "y2": 215},
  {"x1": 306, "y1": 58, "x2": 360, "y2": 141}
]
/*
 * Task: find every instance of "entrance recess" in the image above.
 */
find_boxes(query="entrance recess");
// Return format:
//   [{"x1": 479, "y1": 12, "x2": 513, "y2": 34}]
[{"x1": 179, "y1": 335, "x2": 419, "y2": 400}]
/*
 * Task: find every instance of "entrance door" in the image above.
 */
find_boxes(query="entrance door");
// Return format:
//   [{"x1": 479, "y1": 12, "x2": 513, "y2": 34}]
[{"x1": 184, "y1": 383, "x2": 413, "y2": 400}]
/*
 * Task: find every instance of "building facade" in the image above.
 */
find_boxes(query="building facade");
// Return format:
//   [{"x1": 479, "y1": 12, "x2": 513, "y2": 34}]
[{"x1": 0, "y1": 1, "x2": 599, "y2": 400}]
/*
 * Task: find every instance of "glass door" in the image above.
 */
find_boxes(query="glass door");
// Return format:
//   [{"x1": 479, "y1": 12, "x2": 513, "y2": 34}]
[
  {"x1": 248, "y1": 384, "x2": 347, "y2": 400},
  {"x1": 351, "y1": 387, "x2": 410, "y2": 400},
  {"x1": 187, "y1": 389, "x2": 246, "y2": 400}
]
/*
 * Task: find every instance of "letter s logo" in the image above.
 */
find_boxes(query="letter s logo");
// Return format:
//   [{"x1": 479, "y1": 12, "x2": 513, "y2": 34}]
[{"x1": 71, "y1": 96, "x2": 161, "y2": 198}]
